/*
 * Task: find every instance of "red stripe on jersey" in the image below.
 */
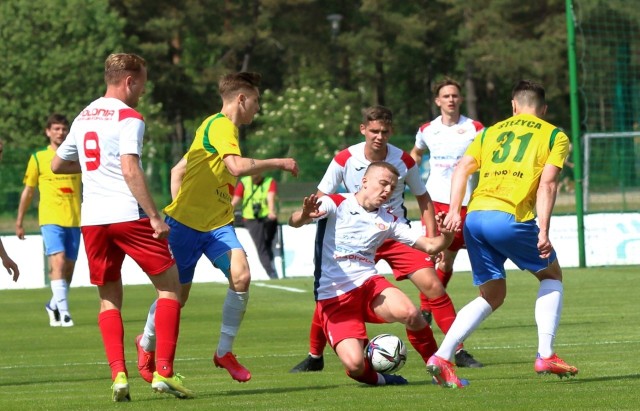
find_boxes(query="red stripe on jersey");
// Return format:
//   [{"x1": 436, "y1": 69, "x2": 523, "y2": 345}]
[
  {"x1": 59, "y1": 187, "x2": 74, "y2": 194},
  {"x1": 400, "y1": 151, "x2": 416, "y2": 168},
  {"x1": 327, "y1": 194, "x2": 347, "y2": 207},
  {"x1": 418, "y1": 121, "x2": 431, "y2": 132},
  {"x1": 119, "y1": 108, "x2": 144, "y2": 122},
  {"x1": 472, "y1": 120, "x2": 484, "y2": 132},
  {"x1": 333, "y1": 149, "x2": 352, "y2": 167}
]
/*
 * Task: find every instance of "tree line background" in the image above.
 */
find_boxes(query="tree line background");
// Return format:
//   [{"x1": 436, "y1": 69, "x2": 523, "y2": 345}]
[{"x1": 0, "y1": 0, "x2": 637, "y2": 211}]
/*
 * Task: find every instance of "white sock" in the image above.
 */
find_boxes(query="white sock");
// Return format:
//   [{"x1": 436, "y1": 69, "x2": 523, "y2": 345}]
[
  {"x1": 51, "y1": 279, "x2": 69, "y2": 315},
  {"x1": 435, "y1": 296, "x2": 493, "y2": 361},
  {"x1": 141, "y1": 300, "x2": 157, "y2": 351},
  {"x1": 535, "y1": 279, "x2": 563, "y2": 358},
  {"x1": 217, "y1": 289, "x2": 249, "y2": 356}
]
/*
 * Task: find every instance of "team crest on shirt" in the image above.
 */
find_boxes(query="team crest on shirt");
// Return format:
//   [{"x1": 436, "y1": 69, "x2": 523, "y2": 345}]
[
  {"x1": 376, "y1": 222, "x2": 389, "y2": 230},
  {"x1": 458, "y1": 128, "x2": 467, "y2": 134}
]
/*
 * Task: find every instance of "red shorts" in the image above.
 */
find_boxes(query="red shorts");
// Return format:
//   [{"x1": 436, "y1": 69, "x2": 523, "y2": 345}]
[
  {"x1": 427, "y1": 202, "x2": 467, "y2": 252},
  {"x1": 81, "y1": 218, "x2": 175, "y2": 286},
  {"x1": 317, "y1": 275, "x2": 395, "y2": 349},
  {"x1": 374, "y1": 239, "x2": 434, "y2": 281}
]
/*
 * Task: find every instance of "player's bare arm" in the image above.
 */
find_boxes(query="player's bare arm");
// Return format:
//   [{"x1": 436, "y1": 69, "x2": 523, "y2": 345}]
[
  {"x1": 444, "y1": 155, "x2": 478, "y2": 231},
  {"x1": 536, "y1": 163, "x2": 561, "y2": 259},
  {"x1": 0, "y1": 240, "x2": 19, "y2": 282},
  {"x1": 289, "y1": 194, "x2": 324, "y2": 228},
  {"x1": 51, "y1": 156, "x2": 82, "y2": 174},
  {"x1": 409, "y1": 146, "x2": 425, "y2": 166},
  {"x1": 15, "y1": 185, "x2": 35, "y2": 240},
  {"x1": 121, "y1": 154, "x2": 169, "y2": 239},
  {"x1": 223, "y1": 154, "x2": 299, "y2": 178},
  {"x1": 170, "y1": 157, "x2": 187, "y2": 199}
]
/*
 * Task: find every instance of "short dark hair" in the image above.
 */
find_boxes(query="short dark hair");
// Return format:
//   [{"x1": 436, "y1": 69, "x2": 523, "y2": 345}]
[
  {"x1": 433, "y1": 77, "x2": 462, "y2": 96},
  {"x1": 104, "y1": 53, "x2": 146, "y2": 85},
  {"x1": 46, "y1": 113, "x2": 69, "y2": 129},
  {"x1": 365, "y1": 161, "x2": 399, "y2": 178},
  {"x1": 512, "y1": 80, "x2": 546, "y2": 108},
  {"x1": 218, "y1": 72, "x2": 262, "y2": 100},
  {"x1": 361, "y1": 105, "x2": 393, "y2": 125}
]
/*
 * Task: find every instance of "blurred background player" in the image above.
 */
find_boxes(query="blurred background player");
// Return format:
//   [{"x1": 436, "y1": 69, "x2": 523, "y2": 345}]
[
  {"x1": 410, "y1": 78, "x2": 484, "y2": 368},
  {"x1": 290, "y1": 105, "x2": 481, "y2": 372},
  {"x1": 232, "y1": 173, "x2": 279, "y2": 279},
  {"x1": 289, "y1": 162, "x2": 455, "y2": 386},
  {"x1": 135, "y1": 72, "x2": 298, "y2": 384},
  {"x1": 427, "y1": 80, "x2": 578, "y2": 388},
  {"x1": 52, "y1": 53, "x2": 193, "y2": 401},
  {"x1": 16, "y1": 113, "x2": 81, "y2": 327}
]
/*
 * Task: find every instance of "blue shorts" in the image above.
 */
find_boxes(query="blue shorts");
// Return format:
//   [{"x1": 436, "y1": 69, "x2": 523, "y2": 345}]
[
  {"x1": 464, "y1": 211, "x2": 557, "y2": 286},
  {"x1": 41, "y1": 225, "x2": 81, "y2": 260},
  {"x1": 165, "y1": 216, "x2": 244, "y2": 284}
]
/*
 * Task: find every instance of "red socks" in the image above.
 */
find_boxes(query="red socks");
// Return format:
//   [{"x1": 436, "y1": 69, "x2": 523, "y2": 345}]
[
  {"x1": 309, "y1": 306, "x2": 327, "y2": 356},
  {"x1": 155, "y1": 298, "x2": 181, "y2": 377},
  {"x1": 98, "y1": 309, "x2": 126, "y2": 380},
  {"x1": 346, "y1": 357, "x2": 379, "y2": 385},
  {"x1": 406, "y1": 326, "x2": 438, "y2": 363}
]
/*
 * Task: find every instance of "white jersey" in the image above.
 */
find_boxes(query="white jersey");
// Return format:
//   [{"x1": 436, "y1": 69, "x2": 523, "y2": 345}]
[
  {"x1": 313, "y1": 194, "x2": 420, "y2": 300},
  {"x1": 415, "y1": 115, "x2": 483, "y2": 205},
  {"x1": 56, "y1": 97, "x2": 146, "y2": 226},
  {"x1": 317, "y1": 142, "x2": 426, "y2": 224}
]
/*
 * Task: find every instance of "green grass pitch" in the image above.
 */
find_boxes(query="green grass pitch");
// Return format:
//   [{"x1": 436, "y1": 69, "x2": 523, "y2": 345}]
[{"x1": 1, "y1": 266, "x2": 639, "y2": 410}]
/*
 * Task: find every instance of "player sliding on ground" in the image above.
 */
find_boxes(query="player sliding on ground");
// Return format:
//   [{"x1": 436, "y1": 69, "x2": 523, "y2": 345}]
[{"x1": 289, "y1": 162, "x2": 457, "y2": 386}]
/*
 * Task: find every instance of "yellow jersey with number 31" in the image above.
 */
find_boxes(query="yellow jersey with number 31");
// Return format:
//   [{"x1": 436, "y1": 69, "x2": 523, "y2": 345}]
[
  {"x1": 164, "y1": 113, "x2": 241, "y2": 231},
  {"x1": 465, "y1": 113, "x2": 570, "y2": 222}
]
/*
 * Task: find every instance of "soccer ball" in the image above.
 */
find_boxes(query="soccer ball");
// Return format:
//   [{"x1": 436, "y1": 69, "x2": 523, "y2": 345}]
[{"x1": 365, "y1": 333, "x2": 407, "y2": 373}]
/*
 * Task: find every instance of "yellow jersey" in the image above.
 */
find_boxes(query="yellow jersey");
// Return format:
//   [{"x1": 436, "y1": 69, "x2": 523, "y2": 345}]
[
  {"x1": 164, "y1": 113, "x2": 241, "y2": 231},
  {"x1": 23, "y1": 146, "x2": 81, "y2": 227},
  {"x1": 466, "y1": 113, "x2": 569, "y2": 222}
]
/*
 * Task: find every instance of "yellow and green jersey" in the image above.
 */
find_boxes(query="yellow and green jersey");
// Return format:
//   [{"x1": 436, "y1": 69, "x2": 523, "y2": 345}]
[
  {"x1": 23, "y1": 146, "x2": 81, "y2": 227},
  {"x1": 466, "y1": 113, "x2": 570, "y2": 222},
  {"x1": 164, "y1": 113, "x2": 241, "y2": 231}
]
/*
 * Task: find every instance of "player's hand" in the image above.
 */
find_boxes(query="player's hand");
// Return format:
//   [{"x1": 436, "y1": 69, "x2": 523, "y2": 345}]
[
  {"x1": 301, "y1": 194, "x2": 325, "y2": 219},
  {"x1": 282, "y1": 158, "x2": 299, "y2": 177},
  {"x1": 16, "y1": 225, "x2": 25, "y2": 240},
  {"x1": 443, "y1": 212, "x2": 462, "y2": 232},
  {"x1": 150, "y1": 216, "x2": 170, "y2": 239},
  {"x1": 3, "y1": 257, "x2": 19, "y2": 282},
  {"x1": 537, "y1": 232, "x2": 553, "y2": 259},
  {"x1": 429, "y1": 251, "x2": 444, "y2": 264}
]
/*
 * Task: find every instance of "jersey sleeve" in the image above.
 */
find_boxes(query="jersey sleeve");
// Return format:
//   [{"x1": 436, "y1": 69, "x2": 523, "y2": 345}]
[
  {"x1": 234, "y1": 181, "x2": 245, "y2": 197},
  {"x1": 56, "y1": 130, "x2": 79, "y2": 162},
  {"x1": 312, "y1": 195, "x2": 337, "y2": 222},
  {"x1": 317, "y1": 158, "x2": 344, "y2": 194},
  {"x1": 390, "y1": 219, "x2": 421, "y2": 245},
  {"x1": 119, "y1": 110, "x2": 145, "y2": 156},
  {"x1": 414, "y1": 127, "x2": 428, "y2": 151},
  {"x1": 22, "y1": 154, "x2": 39, "y2": 187},
  {"x1": 404, "y1": 160, "x2": 427, "y2": 196},
  {"x1": 547, "y1": 130, "x2": 570, "y2": 169},
  {"x1": 211, "y1": 119, "x2": 241, "y2": 158},
  {"x1": 465, "y1": 129, "x2": 485, "y2": 166},
  {"x1": 268, "y1": 179, "x2": 277, "y2": 193}
]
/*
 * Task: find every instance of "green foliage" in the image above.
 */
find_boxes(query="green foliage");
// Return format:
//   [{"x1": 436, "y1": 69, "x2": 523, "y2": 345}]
[
  {"x1": 0, "y1": 0, "x2": 125, "y2": 149},
  {"x1": 250, "y1": 84, "x2": 360, "y2": 182},
  {"x1": 1, "y1": 267, "x2": 640, "y2": 409}
]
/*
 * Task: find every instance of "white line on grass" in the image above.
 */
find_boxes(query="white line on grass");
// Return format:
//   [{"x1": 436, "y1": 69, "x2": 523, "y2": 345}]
[{"x1": 253, "y1": 282, "x2": 307, "y2": 293}]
